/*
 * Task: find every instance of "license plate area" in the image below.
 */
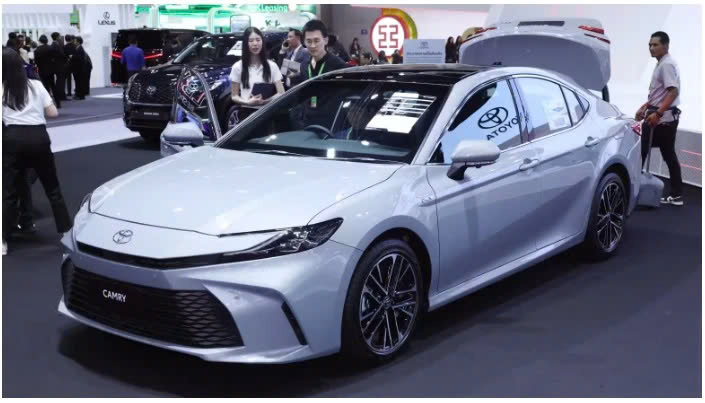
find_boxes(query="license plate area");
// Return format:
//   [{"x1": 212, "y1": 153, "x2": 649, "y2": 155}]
[{"x1": 133, "y1": 109, "x2": 168, "y2": 120}]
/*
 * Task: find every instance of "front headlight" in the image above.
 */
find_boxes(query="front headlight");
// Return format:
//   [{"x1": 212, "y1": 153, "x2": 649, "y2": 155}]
[{"x1": 222, "y1": 218, "x2": 344, "y2": 261}]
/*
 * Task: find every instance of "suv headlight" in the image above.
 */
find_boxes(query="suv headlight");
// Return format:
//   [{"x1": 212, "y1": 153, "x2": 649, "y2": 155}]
[{"x1": 222, "y1": 218, "x2": 343, "y2": 261}]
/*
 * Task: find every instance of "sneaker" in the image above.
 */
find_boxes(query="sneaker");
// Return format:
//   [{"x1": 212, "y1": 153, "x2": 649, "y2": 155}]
[
  {"x1": 2, "y1": 241, "x2": 7, "y2": 256},
  {"x1": 660, "y1": 195, "x2": 684, "y2": 206}
]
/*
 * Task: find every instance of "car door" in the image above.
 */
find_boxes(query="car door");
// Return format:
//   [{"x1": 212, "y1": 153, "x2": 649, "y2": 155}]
[
  {"x1": 513, "y1": 76, "x2": 598, "y2": 249},
  {"x1": 426, "y1": 79, "x2": 542, "y2": 292}
]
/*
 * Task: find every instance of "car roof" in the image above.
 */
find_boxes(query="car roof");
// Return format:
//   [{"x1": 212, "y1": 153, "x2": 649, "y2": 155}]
[{"x1": 319, "y1": 64, "x2": 491, "y2": 85}]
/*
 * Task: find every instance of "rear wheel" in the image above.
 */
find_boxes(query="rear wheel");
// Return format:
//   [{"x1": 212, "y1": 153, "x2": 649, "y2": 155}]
[
  {"x1": 138, "y1": 129, "x2": 162, "y2": 145},
  {"x1": 582, "y1": 172, "x2": 627, "y2": 260},
  {"x1": 341, "y1": 239, "x2": 424, "y2": 364}
]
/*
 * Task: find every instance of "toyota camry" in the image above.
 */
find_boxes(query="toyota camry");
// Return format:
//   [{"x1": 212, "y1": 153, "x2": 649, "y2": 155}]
[{"x1": 59, "y1": 20, "x2": 643, "y2": 364}]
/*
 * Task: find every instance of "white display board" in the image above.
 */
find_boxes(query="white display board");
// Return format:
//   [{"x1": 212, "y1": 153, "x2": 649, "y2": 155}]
[{"x1": 403, "y1": 39, "x2": 445, "y2": 64}]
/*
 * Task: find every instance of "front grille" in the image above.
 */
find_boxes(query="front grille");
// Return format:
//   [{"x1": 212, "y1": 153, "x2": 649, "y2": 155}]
[
  {"x1": 62, "y1": 262, "x2": 243, "y2": 348},
  {"x1": 127, "y1": 73, "x2": 176, "y2": 104}
]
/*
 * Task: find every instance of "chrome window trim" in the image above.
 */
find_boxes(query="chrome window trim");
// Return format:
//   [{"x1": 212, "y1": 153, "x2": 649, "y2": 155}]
[{"x1": 425, "y1": 74, "x2": 529, "y2": 165}]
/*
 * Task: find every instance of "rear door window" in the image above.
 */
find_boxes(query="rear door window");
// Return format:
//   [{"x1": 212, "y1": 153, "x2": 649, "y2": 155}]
[
  {"x1": 516, "y1": 78, "x2": 571, "y2": 140},
  {"x1": 562, "y1": 87, "x2": 586, "y2": 125}
]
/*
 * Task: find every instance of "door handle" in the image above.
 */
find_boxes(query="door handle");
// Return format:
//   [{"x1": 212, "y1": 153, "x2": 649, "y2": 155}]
[
  {"x1": 585, "y1": 136, "x2": 600, "y2": 147},
  {"x1": 519, "y1": 158, "x2": 540, "y2": 171}
]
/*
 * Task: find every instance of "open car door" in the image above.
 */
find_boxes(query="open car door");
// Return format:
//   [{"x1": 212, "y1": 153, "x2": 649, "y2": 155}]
[
  {"x1": 160, "y1": 66, "x2": 222, "y2": 157},
  {"x1": 459, "y1": 18, "x2": 611, "y2": 100}
]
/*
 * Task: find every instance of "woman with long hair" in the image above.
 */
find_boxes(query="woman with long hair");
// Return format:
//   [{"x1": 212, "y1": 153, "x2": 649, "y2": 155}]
[
  {"x1": 445, "y1": 36, "x2": 456, "y2": 63},
  {"x1": 349, "y1": 37, "x2": 361, "y2": 59},
  {"x1": 229, "y1": 27, "x2": 284, "y2": 107},
  {"x1": 2, "y1": 47, "x2": 71, "y2": 255}
]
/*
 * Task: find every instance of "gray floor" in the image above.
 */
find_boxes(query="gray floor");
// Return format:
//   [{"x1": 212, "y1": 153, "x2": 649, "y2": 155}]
[
  {"x1": 2, "y1": 137, "x2": 701, "y2": 397},
  {"x1": 48, "y1": 87, "x2": 123, "y2": 128}
]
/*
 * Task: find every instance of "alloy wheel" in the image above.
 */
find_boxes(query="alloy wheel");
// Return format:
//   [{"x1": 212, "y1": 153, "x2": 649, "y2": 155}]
[
  {"x1": 227, "y1": 109, "x2": 240, "y2": 130},
  {"x1": 596, "y1": 182, "x2": 625, "y2": 251},
  {"x1": 359, "y1": 253, "x2": 419, "y2": 355}
]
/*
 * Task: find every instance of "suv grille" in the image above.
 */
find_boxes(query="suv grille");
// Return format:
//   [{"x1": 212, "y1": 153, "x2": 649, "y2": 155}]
[
  {"x1": 127, "y1": 73, "x2": 176, "y2": 104},
  {"x1": 62, "y1": 262, "x2": 243, "y2": 348}
]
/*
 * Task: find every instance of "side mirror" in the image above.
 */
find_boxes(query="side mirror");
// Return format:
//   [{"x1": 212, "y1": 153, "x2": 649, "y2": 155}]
[
  {"x1": 160, "y1": 121, "x2": 205, "y2": 157},
  {"x1": 447, "y1": 140, "x2": 500, "y2": 180}
]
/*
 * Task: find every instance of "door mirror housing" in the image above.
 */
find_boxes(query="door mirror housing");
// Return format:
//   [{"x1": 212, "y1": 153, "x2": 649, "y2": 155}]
[
  {"x1": 160, "y1": 121, "x2": 205, "y2": 157},
  {"x1": 447, "y1": 140, "x2": 501, "y2": 180}
]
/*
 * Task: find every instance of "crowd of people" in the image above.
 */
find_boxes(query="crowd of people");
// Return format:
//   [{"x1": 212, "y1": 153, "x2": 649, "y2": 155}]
[{"x1": 5, "y1": 31, "x2": 93, "y2": 108}]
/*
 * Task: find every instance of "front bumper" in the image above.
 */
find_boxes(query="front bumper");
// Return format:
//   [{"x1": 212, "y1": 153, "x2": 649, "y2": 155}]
[
  {"x1": 58, "y1": 215, "x2": 362, "y2": 363},
  {"x1": 123, "y1": 101, "x2": 172, "y2": 131}
]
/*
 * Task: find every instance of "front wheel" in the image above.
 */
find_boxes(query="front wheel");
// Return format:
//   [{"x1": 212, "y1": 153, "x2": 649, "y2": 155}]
[
  {"x1": 341, "y1": 239, "x2": 424, "y2": 364},
  {"x1": 582, "y1": 172, "x2": 627, "y2": 260}
]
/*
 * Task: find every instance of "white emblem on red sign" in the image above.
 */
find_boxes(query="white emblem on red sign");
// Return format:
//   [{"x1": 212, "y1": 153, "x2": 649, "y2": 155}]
[{"x1": 370, "y1": 15, "x2": 408, "y2": 56}]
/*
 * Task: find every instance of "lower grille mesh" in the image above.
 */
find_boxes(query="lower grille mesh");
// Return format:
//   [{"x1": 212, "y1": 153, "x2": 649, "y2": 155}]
[{"x1": 62, "y1": 262, "x2": 243, "y2": 348}]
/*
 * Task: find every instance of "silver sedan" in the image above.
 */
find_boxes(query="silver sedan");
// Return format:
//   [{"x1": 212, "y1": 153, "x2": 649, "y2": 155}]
[{"x1": 59, "y1": 62, "x2": 641, "y2": 364}]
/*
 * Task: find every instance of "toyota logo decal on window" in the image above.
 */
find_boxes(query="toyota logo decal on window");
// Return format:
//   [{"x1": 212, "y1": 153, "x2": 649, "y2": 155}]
[
  {"x1": 113, "y1": 230, "x2": 133, "y2": 244},
  {"x1": 478, "y1": 107, "x2": 509, "y2": 129}
]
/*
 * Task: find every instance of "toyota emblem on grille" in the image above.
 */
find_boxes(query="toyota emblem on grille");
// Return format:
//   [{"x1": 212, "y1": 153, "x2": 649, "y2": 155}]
[
  {"x1": 146, "y1": 85, "x2": 157, "y2": 96},
  {"x1": 113, "y1": 230, "x2": 133, "y2": 244}
]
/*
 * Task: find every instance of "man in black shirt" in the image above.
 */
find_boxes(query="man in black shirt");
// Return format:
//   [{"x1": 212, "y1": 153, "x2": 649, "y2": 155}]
[
  {"x1": 50, "y1": 32, "x2": 67, "y2": 102},
  {"x1": 34, "y1": 35, "x2": 61, "y2": 108},
  {"x1": 292, "y1": 20, "x2": 347, "y2": 87},
  {"x1": 63, "y1": 34, "x2": 76, "y2": 98}
]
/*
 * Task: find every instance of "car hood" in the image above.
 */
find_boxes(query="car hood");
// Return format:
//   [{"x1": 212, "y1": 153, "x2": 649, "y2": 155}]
[
  {"x1": 90, "y1": 146, "x2": 402, "y2": 235},
  {"x1": 146, "y1": 63, "x2": 231, "y2": 84}
]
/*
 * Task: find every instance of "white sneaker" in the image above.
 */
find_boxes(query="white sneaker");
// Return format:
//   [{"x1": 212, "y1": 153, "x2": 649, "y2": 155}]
[
  {"x1": 2, "y1": 241, "x2": 7, "y2": 256},
  {"x1": 660, "y1": 195, "x2": 684, "y2": 206}
]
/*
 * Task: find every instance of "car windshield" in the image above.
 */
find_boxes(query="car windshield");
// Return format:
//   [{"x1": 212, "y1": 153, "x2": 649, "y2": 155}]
[
  {"x1": 217, "y1": 79, "x2": 449, "y2": 164},
  {"x1": 174, "y1": 36, "x2": 241, "y2": 65}
]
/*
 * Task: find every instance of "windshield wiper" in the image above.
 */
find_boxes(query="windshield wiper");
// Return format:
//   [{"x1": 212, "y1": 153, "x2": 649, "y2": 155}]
[
  {"x1": 249, "y1": 149, "x2": 308, "y2": 157},
  {"x1": 326, "y1": 156, "x2": 404, "y2": 165}
]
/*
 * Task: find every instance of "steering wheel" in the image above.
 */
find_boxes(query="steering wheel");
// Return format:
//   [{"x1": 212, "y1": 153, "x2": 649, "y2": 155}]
[{"x1": 303, "y1": 124, "x2": 333, "y2": 140}]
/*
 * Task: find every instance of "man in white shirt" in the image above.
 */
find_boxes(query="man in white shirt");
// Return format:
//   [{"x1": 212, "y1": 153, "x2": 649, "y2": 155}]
[{"x1": 635, "y1": 31, "x2": 683, "y2": 205}]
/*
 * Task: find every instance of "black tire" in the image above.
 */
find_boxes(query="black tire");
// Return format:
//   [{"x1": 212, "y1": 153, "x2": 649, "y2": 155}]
[
  {"x1": 581, "y1": 172, "x2": 627, "y2": 260},
  {"x1": 341, "y1": 238, "x2": 424, "y2": 364},
  {"x1": 138, "y1": 129, "x2": 162, "y2": 145}
]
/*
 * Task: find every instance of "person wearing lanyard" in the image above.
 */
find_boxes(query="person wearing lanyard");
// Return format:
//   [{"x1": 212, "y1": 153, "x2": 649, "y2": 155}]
[
  {"x1": 635, "y1": 31, "x2": 684, "y2": 206},
  {"x1": 2, "y1": 48, "x2": 72, "y2": 255},
  {"x1": 291, "y1": 20, "x2": 347, "y2": 89}
]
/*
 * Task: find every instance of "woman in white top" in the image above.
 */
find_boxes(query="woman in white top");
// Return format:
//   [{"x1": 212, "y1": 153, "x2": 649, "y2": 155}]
[
  {"x1": 2, "y1": 48, "x2": 71, "y2": 255},
  {"x1": 230, "y1": 27, "x2": 284, "y2": 107}
]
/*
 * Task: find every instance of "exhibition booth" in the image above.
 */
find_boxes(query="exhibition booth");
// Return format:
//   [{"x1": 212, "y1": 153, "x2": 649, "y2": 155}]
[{"x1": 1, "y1": 3, "x2": 701, "y2": 399}]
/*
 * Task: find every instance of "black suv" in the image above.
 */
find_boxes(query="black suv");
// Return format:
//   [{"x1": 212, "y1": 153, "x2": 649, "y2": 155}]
[
  {"x1": 123, "y1": 31, "x2": 287, "y2": 143},
  {"x1": 111, "y1": 28, "x2": 208, "y2": 85}
]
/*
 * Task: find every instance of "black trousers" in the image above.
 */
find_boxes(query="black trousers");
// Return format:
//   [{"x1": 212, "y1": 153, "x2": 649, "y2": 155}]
[
  {"x1": 65, "y1": 68, "x2": 73, "y2": 96},
  {"x1": 641, "y1": 120, "x2": 683, "y2": 197},
  {"x1": 40, "y1": 74, "x2": 61, "y2": 108},
  {"x1": 2, "y1": 125, "x2": 72, "y2": 240},
  {"x1": 16, "y1": 168, "x2": 34, "y2": 226},
  {"x1": 54, "y1": 71, "x2": 66, "y2": 101}
]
